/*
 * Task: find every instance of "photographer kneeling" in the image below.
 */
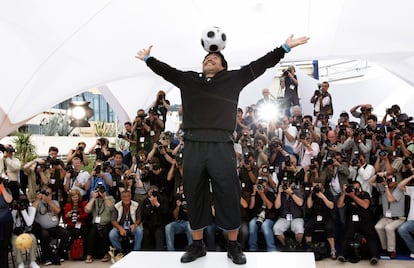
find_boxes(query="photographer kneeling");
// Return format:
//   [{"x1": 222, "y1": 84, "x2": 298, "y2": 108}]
[
  {"x1": 109, "y1": 190, "x2": 143, "y2": 260},
  {"x1": 248, "y1": 174, "x2": 277, "y2": 251},
  {"x1": 11, "y1": 194, "x2": 39, "y2": 268}
]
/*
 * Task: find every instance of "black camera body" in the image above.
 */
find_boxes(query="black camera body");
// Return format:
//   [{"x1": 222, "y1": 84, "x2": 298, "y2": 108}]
[
  {"x1": 95, "y1": 183, "x2": 106, "y2": 193},
  {"x1": 379, "y1": 150, "x2": 388, "y2": 157},
  {"x1": 403, "y1": 157, "x2": 412, "y2": 165},
  {"x1": 40, "y1": 190, "x2": 50, "y2": 196},
  {"x1": 313, "y1": 185, "x2": 321, "y2": 193},
  {"x1": 376, "y1": 176, "x2": 386, "y2": 183},
  {"x1": 345, "y1": 185, "x2": 354, "y2": 193}
]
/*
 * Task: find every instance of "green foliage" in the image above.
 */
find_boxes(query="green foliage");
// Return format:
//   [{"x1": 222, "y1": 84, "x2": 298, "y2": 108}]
[
  {"x1": 94, "y1": 121, "x2": 115, "y2": 137},
  {"x1": 42, "y1": 113, "x2": 73, "y2": 136},
  {"x1": 12, "y1": 131, "x2": 37, "y2": 164}
]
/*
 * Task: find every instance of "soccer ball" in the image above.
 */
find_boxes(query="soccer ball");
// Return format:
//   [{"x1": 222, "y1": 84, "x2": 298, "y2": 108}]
[{"x1": 201, "y1": 26, "x2": 227, "y2": 52}]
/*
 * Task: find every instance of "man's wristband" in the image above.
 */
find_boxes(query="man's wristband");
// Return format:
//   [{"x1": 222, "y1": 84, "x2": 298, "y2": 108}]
[{"x1": 282, "y1": 43, "x2": 291, "y2": 53}]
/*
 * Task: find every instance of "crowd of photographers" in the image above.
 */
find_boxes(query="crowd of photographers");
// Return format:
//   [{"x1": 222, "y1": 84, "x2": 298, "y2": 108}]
[{"x1": 1, "y1": 87, "x2": 414, "y2": 267}]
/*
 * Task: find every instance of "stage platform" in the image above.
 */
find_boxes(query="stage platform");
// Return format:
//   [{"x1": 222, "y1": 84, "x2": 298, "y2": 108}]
[{"x1": 111, "y1": 251, "x2": 316, "y2": 268}]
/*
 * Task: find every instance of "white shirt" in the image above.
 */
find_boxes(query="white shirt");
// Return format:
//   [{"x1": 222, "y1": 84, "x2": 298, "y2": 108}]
[
  {"x1": 63, "y1": 170, "x2": 90, "y2": 196},
  {"x1": 356, "y1": 164, "x2": 376, "y2": 197}
]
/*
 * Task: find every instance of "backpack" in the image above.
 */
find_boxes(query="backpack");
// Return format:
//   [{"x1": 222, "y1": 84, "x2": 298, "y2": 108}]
[{"x1": 70, "y1": 237, "x2": 84, "y2": 260}]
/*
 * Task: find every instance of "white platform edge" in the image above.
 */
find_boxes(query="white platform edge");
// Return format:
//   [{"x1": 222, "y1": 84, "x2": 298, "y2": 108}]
[{"x1": 111, "y1": 251, "x2": 316, "y2": 268}]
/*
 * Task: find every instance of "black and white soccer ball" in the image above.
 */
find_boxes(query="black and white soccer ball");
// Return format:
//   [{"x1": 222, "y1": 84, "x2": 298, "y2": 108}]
[{"x1": 201, "y1": 26, "x2": 227, "y2": 52}]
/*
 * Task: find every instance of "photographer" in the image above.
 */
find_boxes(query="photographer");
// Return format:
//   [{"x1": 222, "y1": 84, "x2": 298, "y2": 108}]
[
  {"x1": 369, "y1": 172, "x2": 405, "y2": 259},
  {"x1": 11, "y1": 194, "x2": 39, "y2": 268},
  {"x1": 67, "y1": 141, "x2": 88, "y2": 166},
  {"x1": 293, "y1": 131, "x2": 320, "y2": 168},
  {"x1": 2, "y1": 144, "x2": 21, "y2": 200},
  {"x1": 84, "y1": 183, "x2": 115, "y2": 263},
  {"x1": 152, "y1": 90, "x2": 170, "y2": 129},
  {"x1": 273, "y1": 178, "x2": 304, "y2": 250},
  {"x1": 118, "y1": 121, "x2": 137, "y2": 167},
  {"x1": 337, "y1": 181, "x2": 379, "y2": 264},
  {"x1": 130, "y1": 150, "x2": 151, "y2": 206},
  {"x1": 144, "y1": 156, "x2": 170, "y2": 198},
  {"x1": 88, "y1": 137, "x2": 114, "y2": 162},
  {"x1": 140, "y1": 185, "x2": 169, "y2": 250},
  {"x1": 109, "y1": 151, "x2": 130, "y2": 201},
  {"x1": 0, "y1": 176, "x2": 13, "y2": 268},
  {"x1": 350, "y1": 153, "x2": 375, "y2": 197},
  {"x1": 350, "y1": 104, "x2": 375, "y2": 128},
  {"x1": 252, "y1": 133, "x2": 269, "y2": 168},
  {"x1": 310, "y1": 81, "x2": 333, "y2": 119},
  {"x1": 63, "y1": 189, "x2": 88, "y2": 257},
  {"x1": 132, "y1": 109, "x2": 152, "y2": 153},
  {"x1": 394, "y1": 129, "x2": 414, "y2": 158},
  {"x1": 146, "y1": 107, "x2": 165, "y2": 144},
  {"x1": 109, "y1": 190, "x2": 143, "y2": 257},
  {"x1": 23, "y1": 158, "x2": 51, "y2": 202},
  {"x1": 278, "y1": 152, "x2": 298, "y2": 187},
  {"x1": 280, "y1": 65, "x2": 299, "y2": 116},
  {"x1": 304, "y1": 179, "x2": 336, "y2": 260},
  {"x1": 32, "y1": 186, "x2": 70, "y2": 265},
  {"x1": 248, "y1": 176, "x2": 277, "y2": 251},
  {"x1": 84, "y1": 160, "x2": 113, "y2": 200},
  {"x1": 397, "y1": 173, "x2": 414, "y2": 259},
  {"x1": 239, "y1": 152, "x2": 259, "y2": 192},
  {"x1": 63, "y1": 157, "x2": 90, "y2": 200},
  {"x1": 381, "y1": 104, "x2": 401, "y2": 128},
  {"x1": 165, "y1": 184, "x2": 192, "y2": 251}
]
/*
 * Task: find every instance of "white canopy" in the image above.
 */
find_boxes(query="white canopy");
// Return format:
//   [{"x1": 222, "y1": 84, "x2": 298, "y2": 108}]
[{"x1": 1, "y1": 0, "x2": 414, "y2": 138}]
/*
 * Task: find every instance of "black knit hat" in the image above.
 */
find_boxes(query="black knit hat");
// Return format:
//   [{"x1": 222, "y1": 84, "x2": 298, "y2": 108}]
[{"x1": 204, "y1": 51, "x2": 228, "y2": 70}]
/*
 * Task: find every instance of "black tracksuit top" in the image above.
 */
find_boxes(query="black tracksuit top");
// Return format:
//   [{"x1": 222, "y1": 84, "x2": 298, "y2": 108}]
[{"x1": 145, "y1": 47, "x2": 286, "y2": 140}]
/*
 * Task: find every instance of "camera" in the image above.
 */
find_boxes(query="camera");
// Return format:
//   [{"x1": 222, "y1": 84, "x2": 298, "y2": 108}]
[
  {"x1": 179, "y1": 193, "x2": 188, "y2": 210},
  {"x1": 0, "y1": 176, "x2": 4, "y2": 184},
  {"x1": 95, "y1": 164, "x2": 102, "y2": 173},
  {"x1": 71, "y1": 209, "x2": 79, "y2": 223},
  {"x1": 345, "y1": 185, "x2": 354, "y2": 193},
  {"x1": 281, "y1": 177, "x2": 289, "y2": 191},
  {"x1": 299, "y1": 130, "x2": 307, "y2": 140},
  {"x1": 309, "y1": 157, "x2": 316, "y2": 170},
  {"x1": 151, "y1": 190, "x2": 158, "y2": 197},
  {"x1": 262, "y1": 166, "x2": 269, "y2": 174},
  {"x1": 78, "y1": 146, "x2": 84, "y2": 152},
  {"x1": 256, "y1": 184, "x2": 264, "y2": 191},
  {"x1": 320, "y1": 126, "x2": 328, "y2": 134},
  {"x1": 394, "y1": 133, "x2": 402, "y2": 140},
  {"x1": 97, "y1": 138, "x2": 106, "y2": 146},
  {"x1": 95, "y1": 183, "x2": 106, "y2": 193},
  {"x1": 379, "y1": 150, "x2": 388, "y2": 157},
  {"x1": 152, "y1": 162, "x2": 160, "y2": 171},
  {"x1": 157, "y1": 142, "x2": 164, "y2": 150},
  {"x1": 284, "y1": 155, "x2": 291, "y2": 167},
  {"x1": 65, "y1": 165, "x2": 78, "y2": 178},
  {"x1": 256, "y1": 209, "x2": 266, "y2": 226},
  {"x1": 376, "y1": 175, "x2": 386, "y2": 183},
  {"x1": 40, "y1": 190, "x2": 49, "y2": 196},
  {"x1": 283, "y1": 69, "x2": 289, "y2": 77},
  {"x1": 403, "y1": 157, "x2": 412, "y2": 165},
  {"x1": 175, "y1": 152, "x2": 184, "y2": 166},
  {"x1": 313, "y1": 185, "x2": 321, "y2": 193}
]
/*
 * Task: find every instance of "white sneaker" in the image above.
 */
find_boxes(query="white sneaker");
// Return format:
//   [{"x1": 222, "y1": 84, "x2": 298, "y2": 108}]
[
  {"x1": 410, "y1": 253, "x2": 414, "y2": 259},
  {"x1": 18, "y1": 263, "x2": 24, "y2": 268},
  {"x1": 30, "y1": 261, "x2": 40, "y2": 268}
]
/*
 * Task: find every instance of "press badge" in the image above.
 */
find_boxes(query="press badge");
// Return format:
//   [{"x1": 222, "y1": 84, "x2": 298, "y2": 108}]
[
  {"x1": 386, "y1": 209, "x2": 392, "y2": 218},
  {"x1": 150, "y1": 130, "x2": 155, "y2": 136},
  {"x1": 317, "y1": 215, "x2": 323, "y2": 222},
  {"x1": 286, "y1": 214, "x2": 293, "y2": 221},
  {"x1": 51, "y1": 215, "x2": 59, "y2": 222},
  {"x1": 140, "y1": 137, "x2": 145, "y2": 143},
  {"x1": 290, "y1": 84, "x2": 295, "y2": 90},
  {"x1": 50, "y1": 179, "x2": 56, "y2": 184},
  {"x1": 75, "y1": 223, "x2": 82, "y2": 229},
  {"x1": 95, "y1": 216, "x2": 101, "y2": 224},
  {"x1": 352, "y1": 215, "x2": 359, "y2": 222}
]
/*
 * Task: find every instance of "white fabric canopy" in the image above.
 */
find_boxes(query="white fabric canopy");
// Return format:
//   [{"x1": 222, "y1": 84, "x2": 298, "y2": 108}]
[{"x1": 1, "y1": 0, "x2": 413, "y2": 138}]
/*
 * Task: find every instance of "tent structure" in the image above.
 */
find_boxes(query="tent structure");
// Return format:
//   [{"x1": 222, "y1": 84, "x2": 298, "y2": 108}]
[{"x1": 1, "y1": 0, "x2": 414, "y2": 138}]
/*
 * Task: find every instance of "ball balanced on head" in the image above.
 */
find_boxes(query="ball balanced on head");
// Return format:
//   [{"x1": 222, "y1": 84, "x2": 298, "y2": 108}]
[
  {"x1": 201, "y1": 26, "x2": 227, "y2": 52},
  {"x1": 15, "y1": 233, "x2": 33, "y2": 251}
]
